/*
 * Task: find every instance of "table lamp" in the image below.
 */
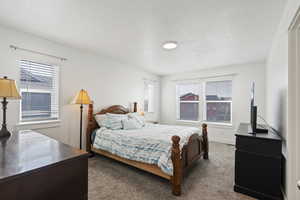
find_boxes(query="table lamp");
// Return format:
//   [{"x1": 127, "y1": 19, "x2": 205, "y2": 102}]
[
  {"x1": 73, "y1": 89, "x2": 92, "y2": 149},
  {"x1": 0, "y1": 76, "x2": 21, "y2": 138}
]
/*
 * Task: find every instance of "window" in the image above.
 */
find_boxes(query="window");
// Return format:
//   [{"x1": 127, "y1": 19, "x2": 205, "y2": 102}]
[
  {"x1": 176, "y1": 83, "x2": 201, "y2": 121},
  {"x1": 20, "y1": 60, "x2": 59, "y2": 122},
  {"x1": 144, "y1": 81, "x2": 154, "y2": 113},
  {"x1": 204, "y1": 80, "x2": 232, "y2": 124}
]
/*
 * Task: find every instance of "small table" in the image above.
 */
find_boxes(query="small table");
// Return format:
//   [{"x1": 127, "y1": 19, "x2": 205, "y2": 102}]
[{"x1": 0, "y1": 130, "x2": 89, "y2": 200}]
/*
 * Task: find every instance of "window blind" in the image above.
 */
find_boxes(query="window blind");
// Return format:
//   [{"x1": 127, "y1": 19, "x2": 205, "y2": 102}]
[{"x1": 20, "y1": 60, "x2": 59, "y2": 122}]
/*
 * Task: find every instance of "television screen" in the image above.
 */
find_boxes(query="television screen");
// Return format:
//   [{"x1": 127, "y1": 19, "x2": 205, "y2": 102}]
[
  {"x1": 249, "y1": 82, "x2": 268, "y2": 134},
  {"x1": 250, "y1": 82, "x2": 255, "y2": 126},
  {"x1": 250, "y1": 82, "x2": 258, "y2": 133},
  {"x1": 250, "y1": 82, "x2": 255, "y2": 107}
]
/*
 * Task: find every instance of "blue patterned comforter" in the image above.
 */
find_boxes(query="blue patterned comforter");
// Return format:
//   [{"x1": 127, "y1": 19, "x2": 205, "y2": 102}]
[{"x1": 93, "y1": 123, "x2": 202, "y2": 175}]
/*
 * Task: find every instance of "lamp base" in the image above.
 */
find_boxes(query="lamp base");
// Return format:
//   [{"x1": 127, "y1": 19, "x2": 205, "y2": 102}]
[{"x1": 0, "y1": 127, "x2": 11, "y2": 138}]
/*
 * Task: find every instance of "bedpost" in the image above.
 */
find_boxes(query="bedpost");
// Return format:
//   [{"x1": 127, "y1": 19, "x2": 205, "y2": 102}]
[
  {"x1": 171, "y1": 135, "x2": 182, "y2": 196},
  {"x1": 86, "y1": 103, "x2": 94, "y2": 153},
  {"x1": 202, "y1": 123, "x2": 209, "y2": 159},
  {"x1": 133, "y1": 102, "x2": 137, "y2": 112}
]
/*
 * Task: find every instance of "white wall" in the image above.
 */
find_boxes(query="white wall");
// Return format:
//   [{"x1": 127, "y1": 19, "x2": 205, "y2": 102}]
[
  {"x1": 0, "y1": 25, "x2": 160, "y2": 148},
  {"x1": 266, "y1": 1, "x2": 300, "y2": 199},
  {"x1": 160, "y1": 63, "x2": 266, "y2": 144}
]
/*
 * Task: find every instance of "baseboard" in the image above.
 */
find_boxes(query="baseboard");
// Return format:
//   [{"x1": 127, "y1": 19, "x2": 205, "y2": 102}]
[
  {"x1": 283, "y1": 193, "x2": 287, "y2": 200},
  {"x1": 281, "y1": 186, "x2": 287, "y2": 200},
  {"x1": 209, "y1": 137, "x2": 235, "y2": 145}
]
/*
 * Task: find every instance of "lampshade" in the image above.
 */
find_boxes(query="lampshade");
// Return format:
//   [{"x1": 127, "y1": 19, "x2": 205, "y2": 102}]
[
  {"x1": 73, "y1": 89, "x2": 92, "y2": 105},
  {"x1": 0, "y1": 77, "x2": 21, "y2": 99}
]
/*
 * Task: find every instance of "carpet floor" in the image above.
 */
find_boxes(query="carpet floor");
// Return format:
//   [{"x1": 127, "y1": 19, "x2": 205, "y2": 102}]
[{"x1": 88, "y1": 142, "x2": 255, "y2": 200}]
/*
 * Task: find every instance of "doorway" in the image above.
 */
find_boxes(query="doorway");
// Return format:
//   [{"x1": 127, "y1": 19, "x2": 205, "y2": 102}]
[{"x1": 288, "y1": 8, "x2": 300, "y2": 200}]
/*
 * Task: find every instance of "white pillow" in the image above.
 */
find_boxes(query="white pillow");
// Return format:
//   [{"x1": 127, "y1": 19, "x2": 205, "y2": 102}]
[
  {"x1": 128, "y1": 113, "x2": 145, "y2": 127},
  {"x1": 122, "y1": 118, "x2": 143, "y2": 130},
  {"x1": 106, "y1": 113, "x2": 128, "y2": 130},
  {"x1": 95, "y1": 114, "x2": 110, "y2": 128}
]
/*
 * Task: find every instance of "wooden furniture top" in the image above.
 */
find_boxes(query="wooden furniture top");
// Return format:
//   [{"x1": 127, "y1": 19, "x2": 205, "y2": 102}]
[
  {"x1": 0, "y1": 130, "x2": 89, "y2": 182},
  {"x1": 236, "y1": 123, "x2": 282, "y2": 141}
]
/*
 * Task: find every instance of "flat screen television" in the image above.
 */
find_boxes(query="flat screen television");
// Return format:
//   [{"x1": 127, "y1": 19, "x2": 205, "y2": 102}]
[{"x1": 250, "y1": 82, "x2": 268, "y2": 134}]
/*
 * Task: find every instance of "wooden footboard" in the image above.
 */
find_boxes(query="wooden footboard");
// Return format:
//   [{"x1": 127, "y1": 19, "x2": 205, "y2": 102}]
[
  {"x1": 171, "y1": 123, "x2": 208, "y2": 196},
  {"x1": 171, "y1": 136, "x2": 182, "y2": 195},
  {"x1": 86, "y1": 103, "x2": 208, "y2": 196}
]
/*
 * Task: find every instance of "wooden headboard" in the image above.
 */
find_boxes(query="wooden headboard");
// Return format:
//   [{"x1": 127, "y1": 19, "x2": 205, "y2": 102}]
[{"x1": 86, "y1": 103, "x2": 137, "y2": 152}]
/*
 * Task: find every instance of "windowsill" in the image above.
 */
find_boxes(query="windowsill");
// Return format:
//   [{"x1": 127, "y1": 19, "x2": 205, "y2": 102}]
[
  {"x1": 176, "y1": 120, "x2": 201, "y2": 124},
  {"x1": 176, "y1": 120, "x2": 233, "y2": 129},
  {"x1": 203, "y1": 121, "x2": 233, "y2": 128},
  {"x1": 16, "y1": 120, "x2": 61, "y2": 130}
]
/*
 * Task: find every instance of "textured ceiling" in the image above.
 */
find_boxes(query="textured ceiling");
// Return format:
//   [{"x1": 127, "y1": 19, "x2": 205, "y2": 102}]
[{"x1": 0, "y1": 0, "x2": 286, "y2": 75}]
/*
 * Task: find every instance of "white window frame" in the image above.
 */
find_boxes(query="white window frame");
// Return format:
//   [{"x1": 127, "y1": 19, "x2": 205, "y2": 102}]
[
  {"x1": 19, "y1": 60, "x2": 60, "y2": 123},
  {"x1": 176, "y1": 82, "x2": 201, "y2": 122},
  {"x1": 203, "y1": 79, "x2": 233, "y2": 125}
]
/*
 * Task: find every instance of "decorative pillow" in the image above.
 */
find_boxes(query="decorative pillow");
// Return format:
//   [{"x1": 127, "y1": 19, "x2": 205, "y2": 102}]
[
  {"x1": 122, "y1": 118, "x2": 143, "y2": 130},
  {"x1": 106, "y1": 113, "x2": 128, "y2": 130},
  {"x1": 95, "y1": 114, "x2": 110, "y2": 128},
  {"x1": 128, "y1": 113, "x2": 145, "y2": 127}
]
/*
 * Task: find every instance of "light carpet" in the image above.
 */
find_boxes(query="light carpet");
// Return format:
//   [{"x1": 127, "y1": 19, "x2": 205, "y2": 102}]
[{"x1": 88, "y1": 142, "x2": 255, "y2": 200}]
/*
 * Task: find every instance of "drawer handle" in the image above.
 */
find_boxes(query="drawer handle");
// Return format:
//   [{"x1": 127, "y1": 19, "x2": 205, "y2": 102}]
[{"x1": 298, "y1": 181, "x2": 300, "y2": 190}]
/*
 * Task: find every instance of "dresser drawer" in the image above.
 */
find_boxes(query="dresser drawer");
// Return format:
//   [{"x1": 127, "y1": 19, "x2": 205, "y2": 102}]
[
  {"x1": 236, "y1": 136, "x2": 281, "y2": 157},
  {"x1": 235, "y1": 150, "x2": 282, "y2": 197}
]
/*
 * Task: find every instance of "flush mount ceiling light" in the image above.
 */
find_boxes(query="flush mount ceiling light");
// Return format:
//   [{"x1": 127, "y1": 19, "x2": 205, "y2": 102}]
[{"x1": 162, "y1": 41, "x2": 178, "y2": 50}]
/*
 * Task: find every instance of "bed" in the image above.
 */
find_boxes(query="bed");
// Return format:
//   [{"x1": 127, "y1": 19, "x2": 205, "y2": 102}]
[{"x1": 86, "y1": 104, "x2": 209, "y2": 196}]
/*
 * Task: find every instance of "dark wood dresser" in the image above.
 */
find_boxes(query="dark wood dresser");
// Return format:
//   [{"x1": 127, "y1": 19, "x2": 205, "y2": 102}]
[
  {"x1": 234, "y1": 123, "x2": 283, "y2": 200},
  {"x1": 0, "y1": 130, "x2": 89, "y2": 200}
]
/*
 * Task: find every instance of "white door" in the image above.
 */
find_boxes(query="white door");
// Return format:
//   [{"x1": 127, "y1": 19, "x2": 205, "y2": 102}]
[
  {"x1": 296, "y1": 26, "x2": 300, "y2": 200},
  {"x1": 288, "y1": 11, "x2": 300, "y2": 200}
]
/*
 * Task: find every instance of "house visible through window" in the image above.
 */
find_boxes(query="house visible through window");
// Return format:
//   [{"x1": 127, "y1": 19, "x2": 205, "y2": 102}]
[
  {"x1": 176, "y1": 79, "x2": 233, "y2": 124},
  {"x1": 20, "y1": 60, "x2": 59, "y2": 122},
  {"x1": 205, "y1": 80, "x2": 232, "y2": 124},
  {"x1": 144, "y1": 81, "x2": 154, "y2": 113},
  {"x1": 176, "y1": 83, "x2": 201, "y2": 121}
]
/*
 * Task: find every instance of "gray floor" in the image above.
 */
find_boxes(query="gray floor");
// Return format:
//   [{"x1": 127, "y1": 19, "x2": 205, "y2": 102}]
[{"x1": 88, "y1": 142, "x2": 255, "y2": 200}]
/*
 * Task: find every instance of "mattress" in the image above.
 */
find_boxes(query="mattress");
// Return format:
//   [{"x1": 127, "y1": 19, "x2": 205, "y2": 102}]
[{"x1": 92, "y1": 123, "x2": 202, "y2": 175}]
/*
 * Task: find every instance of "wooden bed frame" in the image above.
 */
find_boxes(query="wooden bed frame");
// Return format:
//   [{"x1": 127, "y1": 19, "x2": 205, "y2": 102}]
[{"x1": 86, "y1": 103, "x2": 209, "y2": 196}]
